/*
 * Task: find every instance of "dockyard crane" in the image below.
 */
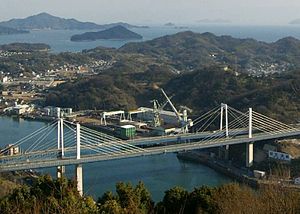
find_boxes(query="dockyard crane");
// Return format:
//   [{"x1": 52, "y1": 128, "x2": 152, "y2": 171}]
[
  {"x1": 150, "y1": 97, "x2": 173, "y2": 127},
  {"x1": 160, "y1": 89, "x2": 193, "y2": 133}
]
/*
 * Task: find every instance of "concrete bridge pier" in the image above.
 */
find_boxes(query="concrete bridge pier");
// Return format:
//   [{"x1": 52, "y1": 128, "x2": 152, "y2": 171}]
[
  {"x1": 246, "y1": 142, "x2": 254, "y2": 167},
  {"x1": 75, "y1": 164, "x2": 83, "y2": 196},
  {"x1": 57, "y1": 166, "x2": 65, "y2": 178},
  {"x1": 224, "y1": 144, "x2": 229, "y2": 160},
  {"x1": 218, "y1": 145, "x2": 230, "y2": 160}
]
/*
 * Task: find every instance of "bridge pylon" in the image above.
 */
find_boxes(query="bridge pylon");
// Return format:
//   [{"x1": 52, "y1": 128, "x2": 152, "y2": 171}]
[
  {"x1": 75, "y1": 123, "x2": 83, "y2": 196},
  {"x1": 57, "y1": 118, "x2": 65, "y2": 178},
  {"x1": 246, "y1": 108, "x2": 253, "y2": 167},
  {"x1": 220, "y1": 104, "x2": 229, "y2": 160}
]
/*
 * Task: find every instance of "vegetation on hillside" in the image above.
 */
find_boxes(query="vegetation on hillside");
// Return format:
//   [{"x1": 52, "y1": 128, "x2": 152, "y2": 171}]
[
  {"x1": 46, "y1": 66, "x2": 300, "y2": 123},
  {"x1": 1, "y1": 176, "x2": 300, "y2": 214},
  {"x1": 1, "y1": 31, "x2": 300, "y2": 122},
  {"x1": 164, "y1": 66, "x2": 300, "y2": 122},
  {"x1": 120, "y1": 31, "x2": 300, "y2": 72}
]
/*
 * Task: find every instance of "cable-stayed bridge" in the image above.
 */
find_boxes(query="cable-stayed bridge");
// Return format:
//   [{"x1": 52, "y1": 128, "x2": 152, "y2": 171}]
[{"x1": 0, "y1": 104, "x2": 299, "y2": 195}]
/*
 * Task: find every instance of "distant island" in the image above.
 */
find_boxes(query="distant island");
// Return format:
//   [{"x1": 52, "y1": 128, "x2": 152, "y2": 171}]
[
  {"x1": 0, "y1": 25, "x2": 29, "y2": 35},
  {"x1": 0, "y1": 12, "x2": 148, "y2": 30},
  {"x1": 70, "y1": 25, "x2": 143, "y2": 42},
  {"x1": 196, "y1": 19, "x2": 231, "y2": 24},
  {"x1": 100, "y1": 22, "x2": 149, "y2": 29},
  {"x1": 0, "y1": 43, "x2": 50, "y2": 52},
  {"x1": 174, "y1": 26, "x2": 189, "y2": 29},
  {"x1": 290, "y1": 19, "x2": 300, "y2": 25},
  {"x1": 164, "y1": 22, "x2": 175, "y2": 27}
]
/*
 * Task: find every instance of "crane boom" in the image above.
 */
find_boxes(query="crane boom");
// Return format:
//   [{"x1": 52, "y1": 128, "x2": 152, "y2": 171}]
[{"x1": 161, "y1": 89, "x2": 182, "y2": 121}]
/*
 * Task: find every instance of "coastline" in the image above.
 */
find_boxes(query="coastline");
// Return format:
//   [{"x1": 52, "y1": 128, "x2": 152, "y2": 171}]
[{"x1": 177, "y1": 151, "x2": 300, "y2": 191}]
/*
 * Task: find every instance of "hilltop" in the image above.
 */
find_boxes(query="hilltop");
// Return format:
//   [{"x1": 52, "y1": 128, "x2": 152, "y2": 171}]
[
  {"x1": 120, "y1": 31, "x2": 300, "y2": 74},
  {"x1": 71, "y1": 25, "x2": 143, "y2": 41},
  {"x1": 0, "y1": 13, "x2": 148, "y2": 30}
]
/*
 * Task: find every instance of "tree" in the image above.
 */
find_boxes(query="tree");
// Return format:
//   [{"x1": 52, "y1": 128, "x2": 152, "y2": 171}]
[
  {"x1": 160, "y1": 186, "x2": 188, "y2": 214},
  {"x1": 98, "y1": 181, "x2": 154, "y2": 214}
]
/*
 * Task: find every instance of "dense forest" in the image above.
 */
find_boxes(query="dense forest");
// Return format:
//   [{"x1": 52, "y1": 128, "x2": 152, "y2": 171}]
[{"x1": 1, "y1": 175, "x2": 300, "y2": 214}]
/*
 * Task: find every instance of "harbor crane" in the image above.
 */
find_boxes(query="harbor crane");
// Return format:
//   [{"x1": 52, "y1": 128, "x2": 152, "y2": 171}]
[
  {"x1": 150, "y1": 96, "x2": 172, "y2": 127},
  {"x1": 160, "y1": 89, "x2": 193, "y2": 133}
]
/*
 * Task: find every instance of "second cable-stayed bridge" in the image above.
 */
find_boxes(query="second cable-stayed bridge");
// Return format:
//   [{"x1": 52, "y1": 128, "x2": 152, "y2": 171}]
[{"x1": 0, "y1": 104, "x2": 299, "y2": 195}]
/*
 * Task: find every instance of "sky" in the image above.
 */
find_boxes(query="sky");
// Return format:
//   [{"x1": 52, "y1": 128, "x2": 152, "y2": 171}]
[{"x1": 1, "y1": 0, "x2": 300, "y2": 25}]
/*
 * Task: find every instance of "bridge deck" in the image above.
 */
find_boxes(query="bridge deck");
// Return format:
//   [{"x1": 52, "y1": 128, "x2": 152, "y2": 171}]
[{"x1": 1, "y1": 130, "x2": 299, "y2": 172}]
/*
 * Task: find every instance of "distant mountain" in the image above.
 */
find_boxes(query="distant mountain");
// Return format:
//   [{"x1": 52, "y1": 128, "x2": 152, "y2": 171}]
[
  {"x1": 0, "y1": 25, "x2": 29, "y2": 35},
  {"x1": 0, "y1": 13, "x2": 148, "y2": 30},
  {"x1": 70, "y1": 25, "x2": 143, "y2": 41},
  {"x1": 289, "y1": 19, "x2": 300, "y2": 24}
]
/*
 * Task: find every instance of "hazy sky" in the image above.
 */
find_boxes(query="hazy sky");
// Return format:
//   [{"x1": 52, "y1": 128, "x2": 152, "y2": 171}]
[{"x1": 1, "y1": 0, "x2": 300, "y2": 25}]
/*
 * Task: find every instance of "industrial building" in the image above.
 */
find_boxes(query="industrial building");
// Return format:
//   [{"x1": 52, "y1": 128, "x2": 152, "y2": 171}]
[{"x1": 43, "y1": 106, "x2": 73, "y2": 118}]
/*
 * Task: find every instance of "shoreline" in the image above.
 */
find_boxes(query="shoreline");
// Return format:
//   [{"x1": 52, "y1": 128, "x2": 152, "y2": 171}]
[{"x1": 177, "y1": 151, "x2": 300, "y2": 191}]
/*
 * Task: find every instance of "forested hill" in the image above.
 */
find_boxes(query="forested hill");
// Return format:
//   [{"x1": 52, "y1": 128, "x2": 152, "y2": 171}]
[
  {"x1": 0, "y1": 13, "x2": 148, "y2": 30},
  {"x1": 164, "y1": 67, "x2": 300, "y2": 123},
  {"x1": 120, "y1": 31, "x2": 300, "y2": 74},
  {"x1": 71, "y1": 25, "x2": 143, "y2": 41},
  {"x1": 46, "y1": 66, "x2": 300, "y2": 123}
]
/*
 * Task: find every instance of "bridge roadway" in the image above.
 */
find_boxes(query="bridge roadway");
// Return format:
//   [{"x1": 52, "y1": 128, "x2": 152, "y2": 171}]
[
  {"x1": 127, "y1": 129, "x2": 248, "y2": 146},
  {"x1": 0, "y1": 129, "x2": 300, "y2": 172}
]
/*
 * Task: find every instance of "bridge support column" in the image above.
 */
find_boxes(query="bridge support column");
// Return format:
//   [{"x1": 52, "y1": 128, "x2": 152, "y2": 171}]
[
  {"x1": 246, "y1": 142, "x2": 254, "y2": 167},
  {"x1": 57, "y1": 166, "x2": 65, "y2": 178},
  {"x1": 56, "y1": 119, "x2": 66, "y2": 178},
  {"x1": 224, "y1": 144, "x2": 229, "y2": 160},
  {"x1": 220, "y1": 104, "x2": 229, "y2": 160},
  {"x1": 75, "y1": 123, "x2": 83, "y2": 196},
  {"x1": 220, "y1": 103, "x2": 229, "y2": 137},
  {"x1": 218, "y1": 145, "x2": 229, "y2": 160},
  {"x1": 75, "y1": 164, "x2": 83, "y2": 196},
  {"x1": 246, "y1": 108, "x2": 253, "y2": 167}
]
